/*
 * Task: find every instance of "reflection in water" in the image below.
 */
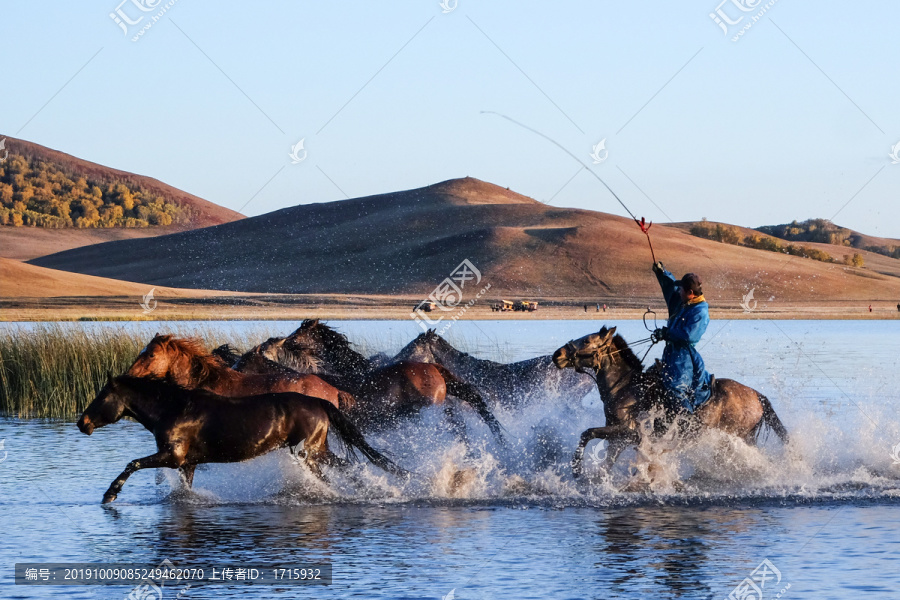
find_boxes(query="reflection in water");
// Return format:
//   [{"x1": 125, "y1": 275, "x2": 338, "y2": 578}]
[{"x1": 593, "y1": 507, "x2": 780, "y2": 599}]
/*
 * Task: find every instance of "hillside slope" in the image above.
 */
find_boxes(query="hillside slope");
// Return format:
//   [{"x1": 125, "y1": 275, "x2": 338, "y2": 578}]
[
  {"x1": 0, "y1": 135, "x2": 243, "y2": 229},
  {"x1": 29, "y1": 177, "x2": 900, "y2": 305}
]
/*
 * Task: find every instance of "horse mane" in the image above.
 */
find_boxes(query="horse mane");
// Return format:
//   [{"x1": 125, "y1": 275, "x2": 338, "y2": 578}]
[
  {"x1": 152, "y1": 335, "x2": 229, "y2": 384},
  {"x1": 212, "y1": 344, "x2": 242, "y2": 366},
  {"x1": 610, "y1": 334, "x2": 645, "y2": 373},
  {"x1": 238, "y1": 349, "x2": 307, "y2": 376},
  {"x1": 290, "y1": 320, "x2": 370, "y2": 375},
  {"x1": 279, "y1": 340, "x2": 326, "y2": 373}
]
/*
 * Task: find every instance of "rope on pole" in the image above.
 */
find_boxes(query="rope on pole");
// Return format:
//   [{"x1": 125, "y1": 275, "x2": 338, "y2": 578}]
[{"x1": 482, "y1": 111, "x2": 659, "y2": 263}]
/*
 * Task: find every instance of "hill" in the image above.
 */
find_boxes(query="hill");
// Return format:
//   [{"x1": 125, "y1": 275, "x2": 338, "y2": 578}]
[
  {"x1": 0, "y1": 257, "x2": 221, "y2": 298},
  {"x1": 755, "y1": 218, "x2": 900, "y2": 259},
  {"x1": 0, "y1": 135, "x2": 243, "y2": 229},
  {"x1": 28, "y1": 177, "x2": 900, "y2": 306},
  {"x1": 0, "y1": 226, "x2": 197, "y2": 262}
]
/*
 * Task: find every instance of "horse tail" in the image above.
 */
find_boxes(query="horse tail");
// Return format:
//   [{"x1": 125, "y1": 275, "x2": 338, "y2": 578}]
[
  {"x1": 755, "y1": 392, "x2": 790, "y2": 444},
  {"x1": 318, "y1": 400, "x2": 408, "y2": 478},
  {"x1": 337, "y1": 390, "x2": 358, "y2": 413},
  {"x1": 432, "y1": 364, "x2": 506, "y2": 444}
]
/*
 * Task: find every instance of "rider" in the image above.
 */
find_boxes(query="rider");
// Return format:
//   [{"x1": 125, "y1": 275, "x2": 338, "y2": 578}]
[{"x1": 650, "y1": 261, "x2": 713, "y2": 414}]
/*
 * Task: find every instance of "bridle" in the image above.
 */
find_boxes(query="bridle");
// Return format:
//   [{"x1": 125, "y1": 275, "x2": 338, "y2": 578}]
[{"x1": 563, "y1": 334, "x2": 657, "y2": 384}]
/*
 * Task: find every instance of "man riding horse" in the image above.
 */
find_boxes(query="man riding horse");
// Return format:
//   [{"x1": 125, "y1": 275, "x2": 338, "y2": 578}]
[{"x1": 650, "y1": 261, "x2": 714, "y2": 415}]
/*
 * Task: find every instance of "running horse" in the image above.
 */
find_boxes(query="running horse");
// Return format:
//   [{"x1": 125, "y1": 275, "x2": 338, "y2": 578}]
[
  {"x1": 553, "y1": 326, "x2": 789, "y2": 477},
  {"x1": 127, "y1": 334, "x2": 356, "y2": 411},
  {"x1": 249, "y1": 320, "x2": 505, "y2": 443},
  {"x1": 392, "y1": 329, "x2": 595, "y2": 408},
  {"x1": 77, "y1": 375, "x2": 404, "y2": 503}
]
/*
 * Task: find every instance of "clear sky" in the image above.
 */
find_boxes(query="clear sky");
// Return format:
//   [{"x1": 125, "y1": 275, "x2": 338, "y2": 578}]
[{"x1": 1, "y1": 1, "x2": 897, "y2": 236}]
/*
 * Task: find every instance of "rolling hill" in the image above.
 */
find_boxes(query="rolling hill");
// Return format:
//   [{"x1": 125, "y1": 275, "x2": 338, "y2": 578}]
[
  {"x1": 0, "y1": 257, "x2": 227, "y2": 299},
  {"x1": 755, "y1": 218, "x2": 900, "y2": 258},
  {"x1": 0, "y1": 136, "x2": 244, "y2": 257},
  {"x1": 28, "y1": 177, "x2": 900, "y2": 306}
]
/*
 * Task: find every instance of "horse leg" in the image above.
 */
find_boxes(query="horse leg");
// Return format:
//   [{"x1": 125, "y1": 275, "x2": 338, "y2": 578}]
[
  {"x1": 321, "y1": 451, "x2": 351, "y2": 469},
  {"x1": 102, "y1": 451, "x2": 178, "y2": 504},
  {"x1": 299, "y1": 423, "x2": 331, "y2": 483},
  {"x1": 444, "y1": 403, "x2": 469, "y2": 447},
  {"x1": 602, "y1": 438, "x2": 631, "y2": 472},
  {"x1": 572, "y1": 427, "x2": 638, "y2": 479},
  {"x1": 179, "y1": 464, "x2": 196, "y2": 489}
]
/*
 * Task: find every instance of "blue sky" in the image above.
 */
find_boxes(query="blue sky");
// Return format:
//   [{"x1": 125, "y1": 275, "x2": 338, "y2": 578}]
[{"x1": 1, "y1": 1, "x2": 897, "y2": 236}]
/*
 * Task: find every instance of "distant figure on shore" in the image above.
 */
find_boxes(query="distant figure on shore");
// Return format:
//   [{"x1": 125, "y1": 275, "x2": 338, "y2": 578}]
[
  {"x1": 869, "y1": 305, "x2": 873, "y2": 313},
  {"x1": 603, "y1": 304, "x2": 607, "y2": 312},
  {"x1": 897, "y1": 302, "x2": 900, "y2": 313},
  {"x1": 584, "y1": 305, "x2": 588, "y2": 312}
]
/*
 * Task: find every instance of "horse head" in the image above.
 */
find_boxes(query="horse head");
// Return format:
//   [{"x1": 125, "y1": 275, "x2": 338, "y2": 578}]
[
  {"x1": 286, "y1": 321, "x2": 367, "y2": 376},
  {"x1": 77, "y1": 373, "x2": 127, "y2": 435},
  {"x1": 552, "y1": 326, "x2": 617, "y2": 372}
]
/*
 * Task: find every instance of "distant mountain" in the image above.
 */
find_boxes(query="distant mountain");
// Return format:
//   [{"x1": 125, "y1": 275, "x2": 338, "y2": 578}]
[
  {"x1": 756, "y1": 219, "x2": 900, "y2": 259},
  {"x1": 29, "y1": 177, "x2": 900, "y2": 305},
  {"x1": 0, "y1": 136, "x2": 243, "y2": 229}
]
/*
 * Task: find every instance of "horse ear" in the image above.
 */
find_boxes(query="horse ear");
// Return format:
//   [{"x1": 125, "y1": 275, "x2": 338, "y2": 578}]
[{"x1": 607, "y1": 326, "x2": 617, "y2": 337}]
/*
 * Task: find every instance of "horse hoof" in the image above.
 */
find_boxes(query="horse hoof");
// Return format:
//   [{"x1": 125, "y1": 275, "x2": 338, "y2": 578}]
[{"x1": 102, "y1": 494, "x2": 117, "y2": 504}]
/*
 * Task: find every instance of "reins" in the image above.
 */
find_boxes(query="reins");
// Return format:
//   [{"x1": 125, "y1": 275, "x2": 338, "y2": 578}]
[{"x1": 566, "y1": 318, "x2": 661, "y2": 383}]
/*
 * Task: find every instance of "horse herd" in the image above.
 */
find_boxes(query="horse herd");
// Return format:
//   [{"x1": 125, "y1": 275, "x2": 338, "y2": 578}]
[{"x1": 77, "y1": 320, "x2": 789, "y2": 503}]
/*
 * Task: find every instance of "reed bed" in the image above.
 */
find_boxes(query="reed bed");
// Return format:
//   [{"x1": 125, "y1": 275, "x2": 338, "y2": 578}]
[{"x1": 0, "y1": 324, "x2": 271, "y2": 419}]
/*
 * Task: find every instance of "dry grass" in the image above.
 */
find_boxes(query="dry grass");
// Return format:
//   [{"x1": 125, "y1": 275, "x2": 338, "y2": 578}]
[{"x1": 0, "y1": 324, "x2": 280, "y2": 419}]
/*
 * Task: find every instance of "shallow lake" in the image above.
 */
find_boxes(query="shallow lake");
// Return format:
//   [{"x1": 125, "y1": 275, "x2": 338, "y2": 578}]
[{"x1": 2, "y1": 319, "x2": 899, "y2": 599}]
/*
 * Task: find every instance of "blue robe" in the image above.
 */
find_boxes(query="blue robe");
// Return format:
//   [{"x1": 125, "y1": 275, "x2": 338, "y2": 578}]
[{"x1": 655, "y1": 268, "x2": 712, "y2": 412}]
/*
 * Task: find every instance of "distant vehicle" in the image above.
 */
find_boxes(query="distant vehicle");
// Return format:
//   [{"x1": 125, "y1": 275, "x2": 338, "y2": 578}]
[
  {"x1": 492, "y1": 300, "x2": 514, "y2": 312},
  {"x1": 415, "y1": 301, "x2": 436, "y2": 312},
  {"x1": 513, "y1": 301, "x2": 538, "y2": 312}
]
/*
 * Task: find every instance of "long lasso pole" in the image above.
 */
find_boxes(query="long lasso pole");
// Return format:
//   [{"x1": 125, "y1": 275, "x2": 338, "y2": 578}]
[{"x1": 482, "y1": 111, "x2": 658, "y2": 263}]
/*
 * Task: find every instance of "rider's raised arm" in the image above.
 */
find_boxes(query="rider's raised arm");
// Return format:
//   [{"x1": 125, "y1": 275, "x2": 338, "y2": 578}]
[
  {"x1": 667, "y1": 304, "x2": 709, "y2": 345},
  {"x1": 653, "y1": 265, "x2": 680, "y2": 314}
]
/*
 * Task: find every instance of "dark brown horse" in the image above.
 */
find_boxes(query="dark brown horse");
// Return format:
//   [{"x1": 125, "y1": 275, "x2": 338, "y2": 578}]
[
  {"x1": 128, "y1": 335, "x2": 356, "y2": 411},
  {"x1": 392, "y1": 329, "x2": 595, "y2": 407},
  {"x1": 77, "y1": 375, "x2": 404, "y2": 503},
  {"x1": 249, "y1": 320, "x2": 505, "y2": 443},
  {"x1": 552, "y1": 326, "x2": 789, "y2": 477}
]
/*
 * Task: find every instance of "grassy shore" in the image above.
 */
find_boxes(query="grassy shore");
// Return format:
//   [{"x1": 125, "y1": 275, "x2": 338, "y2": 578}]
[{"x1": 0, "y1": 324, "x2": 279, "y2": 419}]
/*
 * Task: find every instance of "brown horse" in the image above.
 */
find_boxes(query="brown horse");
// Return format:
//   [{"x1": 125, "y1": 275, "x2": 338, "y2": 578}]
[
  {"x1": 128, "y1": 335, "x2": 356, "y2": 411},
  {"x1": 77, "y1": 375, "x2": 404, "y2": 503},
  {"x1": 552, "y1": 326, "x2": 789, "y2": 477},
  {"x1": 249, "y1": 320, "x2": 505, "y2": 443}
]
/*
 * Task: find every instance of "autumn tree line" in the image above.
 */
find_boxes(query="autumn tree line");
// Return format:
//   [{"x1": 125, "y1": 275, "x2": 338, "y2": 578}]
[
  {"x1": 689, "y1": 219, "x2": 878, "y2": 267},
  {"x1": 0, "y1": 151, "x2": 191, "y2": 228}
]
